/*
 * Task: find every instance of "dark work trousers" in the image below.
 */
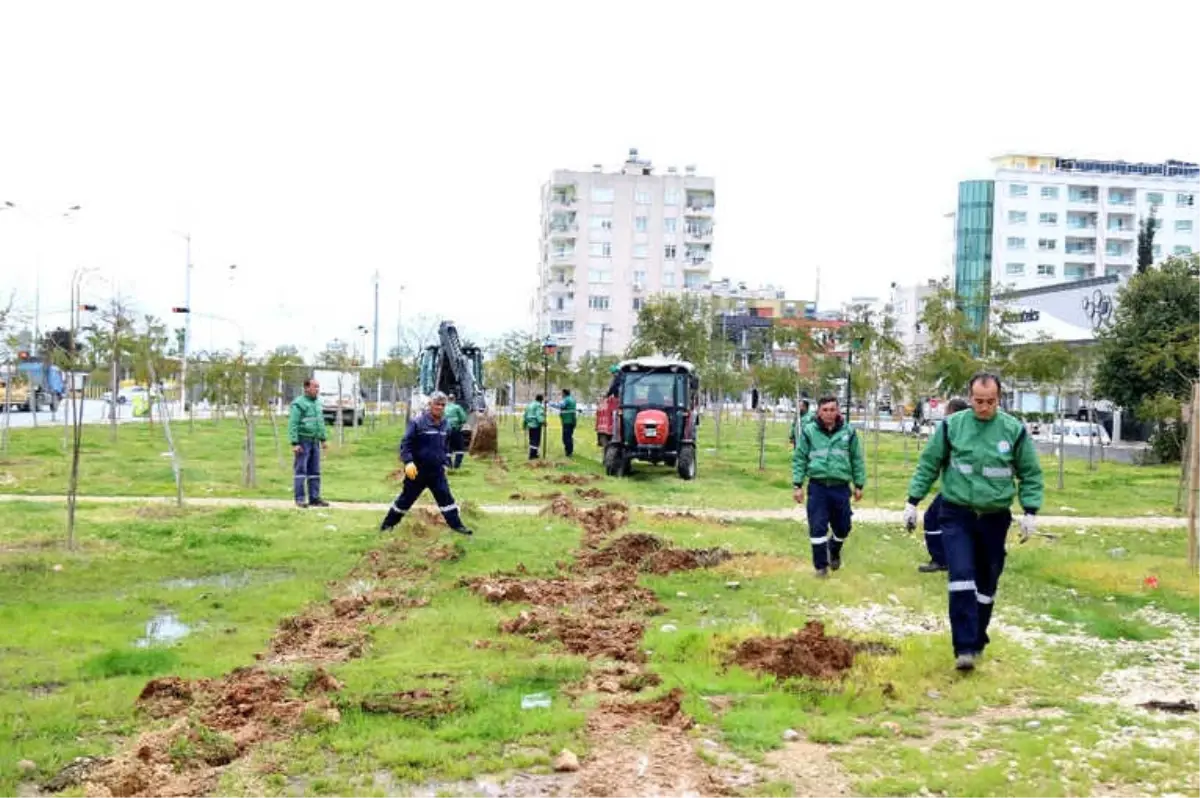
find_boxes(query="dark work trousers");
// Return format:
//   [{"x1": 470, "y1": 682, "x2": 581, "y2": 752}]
[
  {"x1": 939, "y1": 501, "x2": 1012, "y2": 656},
  {"x1": 923, "y1": 494, "x2": 947, "y2": 566},
  {"x1": 380, "y1": 466, "x2": 465, "y2": 531},
  {"x1": 448, "y1": 428, "x2": 466, "y2": 469},
  {"x1": 805, "y1": 480, "x2": 853, "y2": 570},
  {"x1": 527, "y1": 426, "x2": 542, "y2": 460},
  {"x1": 293, "y1": 440, "x2": 322, "y2": 504},
  {"x1": 562, "y1": 422, "x2": 576, "y2": 457}
]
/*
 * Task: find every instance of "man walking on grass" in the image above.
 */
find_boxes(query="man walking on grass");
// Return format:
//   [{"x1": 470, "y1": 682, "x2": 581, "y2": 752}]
[
  {"x1": 903, "y1": 373, "x2": 1043, "y2": 672},
  {"x1": 552, "y1": 388, "x2": 577, "y2": 457},
  {"x1": 445, "y1": 393, "x2": 468, "y2": 470},
  {"x1": 791, "y1": 395, "x2": 866, "y2": 577},
  {"x1": 908, "y1": 397, "x2": 970, "y2": 573},
  {"x1": 523, "y1": 394, "x2": 545, "y2": 460},
  {"x1": 379, "y1": 391, "x2": 472, "y2": 536},
  {"x1": 288, "y1": 378, "x2": 329, "y2": 508}
]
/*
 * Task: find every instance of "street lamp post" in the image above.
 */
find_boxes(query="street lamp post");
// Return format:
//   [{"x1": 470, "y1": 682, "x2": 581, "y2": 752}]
[{"x1": 541, "y1": 336, "x2": 557, "y2": 459}]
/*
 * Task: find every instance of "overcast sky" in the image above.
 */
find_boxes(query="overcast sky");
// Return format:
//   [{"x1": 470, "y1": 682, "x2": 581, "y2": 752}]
[{"x1": 2, "y1": 0, "x2": 1197, "y2": 359}]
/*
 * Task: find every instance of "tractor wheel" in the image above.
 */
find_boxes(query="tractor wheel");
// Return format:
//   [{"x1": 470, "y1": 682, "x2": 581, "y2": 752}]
[
  {"x1": 677, "y1": 444, "x2": 697, "y2": 481},
  {"x1": 604, "y1": 443, "x2": 623, "y2": 477}
]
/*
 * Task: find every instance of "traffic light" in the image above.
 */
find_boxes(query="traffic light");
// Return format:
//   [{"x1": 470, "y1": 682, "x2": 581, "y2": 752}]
[
  {"x1": 171, "y1": 306, "x2": 190, "y2": 314},
  {"x1": 79, "y1": 304, "x2": 97, "y2": 312}
]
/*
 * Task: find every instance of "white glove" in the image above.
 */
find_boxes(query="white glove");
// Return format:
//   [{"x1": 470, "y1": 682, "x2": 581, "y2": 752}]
[
  {"x1": 1019, "y1": 514, "x2": 1037, "y2": 543},
  {"x1": 902, "y1": 503, "x2": 919, "y2": 532}
]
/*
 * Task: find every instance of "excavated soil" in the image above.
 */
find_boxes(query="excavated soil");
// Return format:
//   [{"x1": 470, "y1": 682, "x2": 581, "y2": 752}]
[
  {"x1": 501, "y1": 610, "x2": 647, "y2": 662},
  {"x1": 599, "y1": 687, "x2": 694, "y2": 730},
  {"x1": 730, "y1": 621, "x2": 859, "y2": 680},
  {"x1": 576, "y1": 532, "x2": 733, "y2": 575},
  {"x1": 361, "y1": 688, "x2": 457, "y2": 719},
  {"x1": 523, "y1": 459, "x2": 559, "y2": 470},
  {"x1": 467, "y1": 416, "x2": 498, "y2": 455},
  {"x1": 574, "y1": 487, "x2": 608, "y2": 500},
  {"x1": 544, "y1": 473, "x2": 601, "y2": 486},
  {"x1": 470, "y1": 573, "x2": 659, "y2": 615}
]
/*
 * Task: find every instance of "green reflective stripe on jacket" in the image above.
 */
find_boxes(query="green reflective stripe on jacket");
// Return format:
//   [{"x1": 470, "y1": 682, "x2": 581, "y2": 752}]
[
  {"x1": 791, "y1": 420, "x2": 866, "y2": 488},
  {"x1": 560, "y1": 396, "x2": 577, "y2": 425},
  {"x1": 523, "y1": 403, "x2": 545, "y2": 429},
  {"x1": 445, "y1": 403, "x2": 468, "y2": 431},
  {"x1": 288, "y1": 395, "x2": 326, "y2": 444},
  {"x1": 907, "y1": 410, "x2": 1043, "y2": 512}
]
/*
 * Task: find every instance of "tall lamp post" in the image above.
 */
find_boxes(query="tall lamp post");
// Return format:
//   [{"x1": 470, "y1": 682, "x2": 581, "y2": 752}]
[{"x1": 541, "y1": 336, "x2": 557, "y2": 459}]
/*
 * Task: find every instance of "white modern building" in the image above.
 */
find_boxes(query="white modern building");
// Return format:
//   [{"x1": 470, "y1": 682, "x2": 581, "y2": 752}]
[
  {"x1": 535, "y1": 149, "x2": 716, "y2": 360},
  {"x1": 888, "y1": 280, "x2": 939, "y2": 361},
  {"x1": 985, "y1": 154, "x2": 1198, "y2": 291}
]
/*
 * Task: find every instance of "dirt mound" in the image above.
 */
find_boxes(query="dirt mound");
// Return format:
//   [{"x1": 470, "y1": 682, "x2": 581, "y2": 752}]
[
  {"x1": 524, "y1": 459, "x2": 559, "y2": 470},
  {"x1": 542, "y1": 495, "x2": 578, "y2": 519},
  {"x1": 546, "y1": 473, "x2": 601, "y2": 485},
  {"x1": 574, "y1": 487, "x2": 608, "y2": 500},
  {"x1": 304, "y1": 667, "x2": 343, "y2": 695},
  {"x1": 501, "y1": 610, "x2": 646, "y2": 662},
  {"x1": 730, "y1": 621, "x2": 858, "y2": 680},
  {"x1": 643, "y1": 547, "x2": 733, "y2": 575},
  {"x1": 199, "y1": 668, "x2": 303, "y2": 734},
  {"x1": 578, "y1": 533, "x2": 666, "y2": 569},
  {"x1": 361, "y1": 688, "x2": 457, "y2": 719},
  {"x1": 267, "y1": 610, "x2": 367, "y2": 663},
  {"x1": 577, "y1": 502, "x2": 630, "y2": 546},
  {"x1": 137, "y1": 677, "x2": 195, "y2": 718},
  {"x1": 352, "y1": 542, "x2": 432, "y2": 580},
  {"x1": 472, "y1": 573, "x2": 659, "y2": 616},
  {"x1": 600, "y1": 687, "x2": 694, "y2": 730},
  {"x1": 468, "y1": 415, "x2": 499, "y2": 456},
  {"x1": 570, "y1": 663, "x2": 663, "y2": 695}
]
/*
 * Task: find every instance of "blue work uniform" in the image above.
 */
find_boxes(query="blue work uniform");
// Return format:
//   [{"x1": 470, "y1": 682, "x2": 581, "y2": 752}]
[{"x1": 380, "y1": 411, "x2": 466, "y2": 532}]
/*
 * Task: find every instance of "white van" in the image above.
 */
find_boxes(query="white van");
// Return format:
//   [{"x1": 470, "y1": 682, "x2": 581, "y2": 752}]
[
  {"x1": 1037, "y1": 419, "x2": 1111, "y2": 446},
  {"x1": 312, "y1": 370, "x2": 364, "y2": 426}
]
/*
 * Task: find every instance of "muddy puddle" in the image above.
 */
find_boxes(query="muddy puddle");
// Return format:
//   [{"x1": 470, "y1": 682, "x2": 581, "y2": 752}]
[
  {"x1": 160, "y1": 570, "x2": 290, "y2": 590},
  {"x1": 135, "y1": 613, "x2": 192, "y2": 647}
]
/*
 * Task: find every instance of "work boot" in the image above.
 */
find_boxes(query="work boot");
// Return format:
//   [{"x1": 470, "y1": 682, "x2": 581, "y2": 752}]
[
  {"x1": 295, "y1": 501, "x2": 308, "y2": 509},
  {"x1": 452, "y1": 526, "x2": 474, "y2": 536},
  {"x1": 814, "y1": 567, "x2": 829, "y2": 579},
  {"x1": 918, "y1": 561, "x2": 947, "y2": 573},
  {"x1": 955, "y1": 652, "x2": 977, "y2": 672},
  {"x1": 830, "y1": 555, "x2": 842, "y2": 572},
  {"x1": 309, "y1": 498, "x2": 330, "y2": 508}
]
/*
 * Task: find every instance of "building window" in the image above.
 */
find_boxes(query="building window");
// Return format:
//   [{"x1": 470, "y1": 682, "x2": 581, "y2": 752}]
[
  {"x1": 664, "y1": 244, "x2": 677, "y2": 260},
  {"x1": 1037, "y1": 264, "x2": 1056, "y2": 277},
  {"x1": 589, "y1": 215, "x2": 613, "y2": 230},
  {"x1": 1176, "y1": 245, "x2": 1194, "y2": 255},
  {"x1": 634, "y1": 215, "x2": 648, "y2": 232},
  {"x1": 1008, "y1": 210, "x2": 1027, "y2": 225},
  {"x1": 1039, "y1": 212, "x2": 1058, "y2": 225},
  {"x1": 635, "y1": 191, "x2": 651, "y2": 205},
  {"x1": 684, "y1": 273, "x2": 706, "y2": 289},
  {"x1": 1041, "y1": 186, "x2": 1059, "y2": 200},
  {"x1": 588, "y1": 242, "x2": 612, "y2": 258},
  {"x1": 1038, "y1": 238, "x2": 1057, "y2": 251},
  {"x1": 591, "y1": 187, "x2": 614, "y2": 203},
  {"x1": 1108, "y1": 189, "x2": 1134, "y2": 205},
  {"x1": 1007, "y1": 237, "x2": 1026, "y2": 250},
  {"x1": 633, "y1": 244, "x2": 648, "y2": 259},
  {"x1": 1176, "y1": 220, "x2": 1194, "y2": 233},
  {"x1": 588, "y1": 295, "x2": 610, "y2": 310},
  {"x1": 1106, "y1": 241, "x2": 1123, "y2": 257},
  {"x1": 663, "y1": 218, "x2": 677, "y2": 234},
  {"x1": 1147, "y1": 192, "x2": 1164, "y2": 206},
  {"x1": 550, "y1": 320, "x2": 574, "y2": 334},
  {"x1": 632, "y1": 297, "x2": 644, "y2": 311},
  {"x1": 1178, "y1": 193, "x2": 1195, "y2": 207},
  {"x1": 664, "y1": 190, "x2": 679, "y2": 206},
  {"x1": 1005, "y1": 262, "x2": 1026, "y2": 276},
  {"x1": 1009, "y1": 184, "x2": 1028, "y2": 198},
  {"x1": 588, "y1": 268, "x2": 612, "y2": 284},
  {"x1": 1153, "y1": 244, "x2": 1162, "y2": 259},
  {"x1": 662, "y1": 271, "x2": 675, "y2": 287},
  {"x1": 633, "y1": 269, "x2": 646, "y2": 287},
  {"x1": 1065, "y1": 264, "x2": 1088, "y2": 280}
]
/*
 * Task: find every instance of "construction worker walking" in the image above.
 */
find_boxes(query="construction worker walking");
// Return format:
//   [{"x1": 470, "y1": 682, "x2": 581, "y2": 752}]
[
  {"x1": 903, "y1": 373, "x2": 1043, "y2": 672},
  {"x1": 554, "y1": 389, "x2": 577, "y2": 457},
  {"x1": 909, "y1": 397, "x2": 970, "y2": 573},
  {"x1": 288, "y1": 378, "x2": 329, "y2": 508},
  {"x1": 523, "y1": 395, "x2": 546, "y2": 460},
  {"x1": 445, "y1": 393, "x2": 468, "y2": 469},
  {"x1": 791, "y1": 396, "x2": 866, "y2": 577},
  {"x1": 379, "y1": 391, "x2": 472, "y2": 535},
  {"x1": 788, "y1": 398, "x2": 816, "y2": 449}
]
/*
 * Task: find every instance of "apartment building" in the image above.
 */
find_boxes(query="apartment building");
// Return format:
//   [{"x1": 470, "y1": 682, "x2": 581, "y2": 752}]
[
  {"x1": 535, "y1": 149, "x2": 716, "y2": 360},
  {"x1": 955, "y1": 155, "x2": 1198, "y2": 300},
  {"x1": 889, "y1": 280, "x2": 939, "y2": 361}
]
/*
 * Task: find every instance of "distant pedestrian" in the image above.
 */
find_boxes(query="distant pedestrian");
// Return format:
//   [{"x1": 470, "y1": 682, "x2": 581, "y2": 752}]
[
  {"x1": 445, "y1": 392, "x2": 468, "y2": 469},
  {"x1": 909, "y1": 397, "x2": 970, "y2": 573},
  {"x1": 791, "y1": 396, "x2": 866, "y2": 577},
  {"x1": 379, "y1": 391, "x2": 472, "y2": 535},
  {"x1": 553, "y1": 388, "x2": 577, "y2": 457},
  {"x1": 288, "y1": 378, "x2": 329, "y2": 508},
  {"x1": 788, "y1": 398, "x2": 816, "y2": 449},
  {"x1": 523, "y1": 395, "x2": 546, "y2": 460},
  {"x1": 903, "y1": 373, "x2": 1043, "y2": 672}
]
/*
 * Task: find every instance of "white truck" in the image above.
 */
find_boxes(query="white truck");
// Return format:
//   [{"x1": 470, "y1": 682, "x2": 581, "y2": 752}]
[{"x1": 312, "y1": 369, "x2": 365, "y2": 427}]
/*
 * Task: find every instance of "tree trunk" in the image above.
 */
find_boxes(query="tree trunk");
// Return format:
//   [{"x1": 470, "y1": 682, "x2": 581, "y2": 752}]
[
  {"x1": 756, "y1": 410, "x2": 767, "y2": 472},
  {"x1": 872, "y1": 388, "x2": 881, "y2": 507},
  {"x1": 109, "y1": 354, "x2": 119, "y2": 442},
  {"x1": 1057, "y1": 387, "x2": 1066, "y2": 491},
  {"x1": 335, "y1": 373, "x2": 345, "y2": 446},
  {"x1": 266, "y1": 403, "x2": 284, "y2": 469},
  {"x1": 149, "y1": 361, "x2": 184, "y2": 507},
  {"x1": 66, "y1": 373, "x2": 85, "y2": 551},
  {"x1": 2, "y1": 370, "x2": 12, "y2": 454}
]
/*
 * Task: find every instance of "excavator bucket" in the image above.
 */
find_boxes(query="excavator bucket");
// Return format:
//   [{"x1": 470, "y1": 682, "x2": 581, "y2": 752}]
[{"x1": 468, "y1": 412, "x2": 499, "y2": 456}]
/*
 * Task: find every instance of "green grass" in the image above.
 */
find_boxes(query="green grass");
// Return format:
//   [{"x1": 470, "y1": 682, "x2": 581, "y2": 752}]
[
  {"x1": 1, "y1": 492, "x2": 1195, "y2": 795},
  {"x1": 0, "y1": 410, "x2": 1183, "y2": 517}
]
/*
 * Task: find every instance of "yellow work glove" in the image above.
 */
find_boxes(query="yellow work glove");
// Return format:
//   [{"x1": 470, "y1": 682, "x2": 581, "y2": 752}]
[{"x1": 404, "y1": 462, "x2": 418, "y2": 480}]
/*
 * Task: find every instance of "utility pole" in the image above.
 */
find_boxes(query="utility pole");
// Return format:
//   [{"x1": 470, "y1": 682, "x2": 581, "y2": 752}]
[
  {"x1": 372, "y1": 271, "x2": 380, "y2": 367},
  {"x1": 181, "y1": 233, "x2": 192, "y2": 416}
]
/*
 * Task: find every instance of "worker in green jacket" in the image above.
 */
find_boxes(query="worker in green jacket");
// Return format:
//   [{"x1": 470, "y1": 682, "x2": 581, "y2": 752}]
[
  {"x1": 445, "y1": 393, "x2": 469, "y2": 469},
  {"x1": 791, "y1": 396, "x2": 866, "y2": 577},
  {"x1": 522, "y1": 394, "x2": 546, "y2": 460},
  {"x1": 288, "y1": 378, "x2": 329, "y2": 508},
  {"x1": 788, "y1": 398, "x2": 816, "y2": 449},
  {"x1": 551, "y1": 388, "x2": 578, "y2": 457},
  {"x1": 903, "y1": 372, "x2": 1043, "y2": 672}
]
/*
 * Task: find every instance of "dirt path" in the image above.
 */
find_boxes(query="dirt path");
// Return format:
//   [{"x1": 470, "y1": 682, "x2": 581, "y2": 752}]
[{"x1": 0, "y1": 493, "x2": 1185, "y2": 529}]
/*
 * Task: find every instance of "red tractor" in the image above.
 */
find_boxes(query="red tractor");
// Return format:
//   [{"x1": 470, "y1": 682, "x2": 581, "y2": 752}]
[{"x1": 595, "y1": 357, "x2": 699, "y2": 480}]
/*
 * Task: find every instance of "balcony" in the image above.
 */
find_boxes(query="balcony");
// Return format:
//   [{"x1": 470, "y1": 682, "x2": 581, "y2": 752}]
[
  {"x1": 683, "y1": 258, "x2": 713, "y2": 271},
  {"x1": 549, "y1": 191, "x2": 577, "y2": 208},
  {"x1": 549, "y1": 223, "x2": 578, "y2": 238},
  {"x1": 1107, "y1": 191, "x2": 1135, "y2": 207},
  {"x1": 1105, "y1": 249, "x2": 1133, "y2": 263},
  {"x1": 1106, "y1": 225, "x2": 1136, "y2": 238},
  {"x1": 684, "y1": 204, "x2": 714, "y2": 217},
  {"x1": 684, "y1": 224, "x2": 714, "y2": 240},
  {"x1": 1068, "y1": 189, "x2": 1099, "y2": 205},
  {"x1": 550, "y1": 249, "x2": 576, "y2": 263}
]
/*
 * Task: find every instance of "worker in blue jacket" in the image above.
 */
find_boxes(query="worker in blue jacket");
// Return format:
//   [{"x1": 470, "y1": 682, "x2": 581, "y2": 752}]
[{"x1": 379, "y1": 391, "x2": 472, "y2": 535}]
